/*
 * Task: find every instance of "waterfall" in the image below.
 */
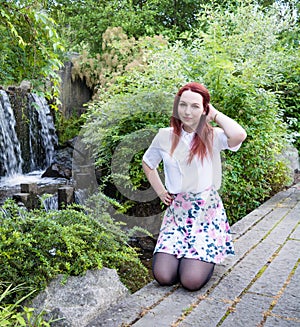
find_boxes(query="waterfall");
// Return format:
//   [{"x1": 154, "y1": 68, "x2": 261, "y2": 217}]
[
  {"x1": 0, "y1": 90, "x2": 23, "y2": 176},
  {"x1": 42, "y1": 194, "x2": 59, "y2": 211},
  {"x1": 28, "y1": 93, "x2": 58, "y2": 171},
  {"x1": 41, "y1": 189, "x2": 88, "y2": 212},
  {"x1": 0, "y1": 89, "x2": 58, "y2": 177}
]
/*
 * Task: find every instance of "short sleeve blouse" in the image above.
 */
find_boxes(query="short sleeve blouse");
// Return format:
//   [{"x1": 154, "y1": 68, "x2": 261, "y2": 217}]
[{"x1": 142, "y1": 127, "x2": 241, "y2": 193}]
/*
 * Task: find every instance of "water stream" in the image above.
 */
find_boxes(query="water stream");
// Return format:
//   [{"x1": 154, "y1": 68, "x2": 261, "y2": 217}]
[
  {"x1": 0, "y1": 89, "x2": 60, "y2": 204},
  {"x1": 0, "y1": 90, "x2": 23, "y2": 176},
  {"x1": 27, "y1": 93, "x2": 58, "y2": 172}
]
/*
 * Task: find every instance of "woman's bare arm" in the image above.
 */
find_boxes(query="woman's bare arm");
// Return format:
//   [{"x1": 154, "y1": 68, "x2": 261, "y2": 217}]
[
  {"x1": 142, "y1": 160, "x2": 173, "y2": 205},
  {"x1": 208, "y1": 104, "x2": 247, "y2": 148}
]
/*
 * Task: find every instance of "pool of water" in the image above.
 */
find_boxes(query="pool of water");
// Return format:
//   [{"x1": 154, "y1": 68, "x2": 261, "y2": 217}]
[{"x1": 0, "y1": 170, "x2": 69, "y2": 205}]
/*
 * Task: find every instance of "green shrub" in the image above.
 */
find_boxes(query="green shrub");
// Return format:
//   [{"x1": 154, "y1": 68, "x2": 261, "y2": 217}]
[
  {"x1": 277, "y1": 68, "x2": 300, "y2": 152},
  {"x1": 82, "y1": 91, "x2": 172, "y2": 191},
  {"x1": 81, "y1": 1, "x2": 296, "y2": 223},
  {"x1": 0, "y1": 199, "x2": 149, "y2": 304}
]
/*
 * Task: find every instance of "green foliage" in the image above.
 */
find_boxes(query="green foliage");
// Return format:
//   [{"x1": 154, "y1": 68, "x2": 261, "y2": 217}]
[
  {"x1": 104, "y1": 40, "x2": 189, "y2": 97},
  {"x1": 82, "y1": 1, "x2": 297, "y2": 223},
  {"x1": 54, "y1": 110, "x2": 86, "y2": 145},
  {"x1": 0, "y1": 1, "x2": 65, "y2": 108},
  {"x1": 0, "y1": 199, "x2": 149, "y2": 305},
  {"x1": 0, "y1": 283, "x2": 53, "y2": 326},
  {"x1": 275, "y1": 61, "x2": 300, "y2": 151},
  {"x1": 47, "y1": 0, "x2": 288, "y2": 55},
  {"x1": 71, "y1": 27, "x2": 168, "y2": 93},
  {"x1": 82, "y1": 91, "x2": 172, "y2": 192},
  {"x1": 45, "y1": 0, "x2": 210, "y2": 55}
]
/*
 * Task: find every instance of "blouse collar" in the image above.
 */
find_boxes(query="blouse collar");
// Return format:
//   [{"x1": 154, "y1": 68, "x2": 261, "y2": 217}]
[{"x1": 181, "y1": 127, "x2": 195, "y2": 143}]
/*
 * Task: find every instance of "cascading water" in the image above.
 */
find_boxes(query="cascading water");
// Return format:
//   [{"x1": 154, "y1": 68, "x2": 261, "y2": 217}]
[
  {"x1": 28, "y1": 93, "x2": 58, "y2": 172},
  {"x1": 0, "y1": 89, "x2": 58, "y2": 178},
  {"x1": 41, "y1": 189, "x2": 88, "y2": 211},
  {"x1": 0, "y1": 90, "x2": 23, "y2": 176}
]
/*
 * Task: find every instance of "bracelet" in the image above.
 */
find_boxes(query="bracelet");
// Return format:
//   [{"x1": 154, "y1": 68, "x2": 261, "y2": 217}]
[{"x1": 213, "y1": 112, "x2": 219, "y2": 123}]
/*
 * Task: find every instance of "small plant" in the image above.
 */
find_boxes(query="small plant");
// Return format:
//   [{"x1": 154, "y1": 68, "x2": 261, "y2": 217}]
[
  {"x1": 0, "y1": 283, "x2": 54, "y2": 326},
  {"x1": 54, "y1": 110, "x2": 86, "y2": 146}
]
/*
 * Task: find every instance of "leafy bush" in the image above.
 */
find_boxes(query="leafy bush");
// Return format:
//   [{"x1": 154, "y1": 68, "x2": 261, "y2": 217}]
[
  {"x1": 83, "y1": 91, "x2": 172, "y2": 185},
  {"x1": 277, "y1": 67, "x2": 300, "y2": 152},
  {"x1": 81, "y1": 91, "x2": 174, "y2": 221},
  {"x1": 0, "y1": 199, "x2": 149, "y2": 305},
  {"x1": 71, "y1": 27, "x2": 168, "y2": 93},
  {"x1": 81, "y1": 1, "x2": 296, "y2": 223}
]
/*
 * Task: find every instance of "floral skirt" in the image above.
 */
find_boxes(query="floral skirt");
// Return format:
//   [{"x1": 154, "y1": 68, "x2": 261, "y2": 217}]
[{"x1": 154, "y1": 187, "x2": 235, "y2": 264}]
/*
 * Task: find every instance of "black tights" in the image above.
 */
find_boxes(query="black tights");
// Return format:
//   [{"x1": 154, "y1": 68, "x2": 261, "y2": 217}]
[{"x1": 152, "y1": 253, "x2": 215, "y2": 291}]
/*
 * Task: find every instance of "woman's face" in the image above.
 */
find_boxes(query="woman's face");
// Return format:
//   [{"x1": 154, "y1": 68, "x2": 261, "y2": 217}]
[{"x1": 177, "y1": 90, "x2": 204, "y2": 133}]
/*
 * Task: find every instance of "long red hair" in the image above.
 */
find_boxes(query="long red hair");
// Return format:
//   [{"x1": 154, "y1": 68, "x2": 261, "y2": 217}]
[{"x1": 170, "y1": 82, "x2": 214, "y2": 163}]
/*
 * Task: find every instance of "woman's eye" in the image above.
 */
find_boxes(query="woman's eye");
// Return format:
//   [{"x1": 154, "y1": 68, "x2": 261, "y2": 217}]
[{"x1": 192, "y1": 105, "x2": 200, "y2": 110}]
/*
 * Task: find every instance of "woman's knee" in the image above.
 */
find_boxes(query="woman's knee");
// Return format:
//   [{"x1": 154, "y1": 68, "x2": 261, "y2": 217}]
[
  {"x1": 180, "y1": 276, "x2": 207, "y2": 291},
  {"x1": 152, "y1": 263, "x2": 178, "y2": 286},
  {"x1": 179, "y1": 261, "x2": 215, "y2": 291},
  {"x1": 152, "y1": 253, "x2": 179, "y2": 286},
  {"x1": 152, "y1": 263, "x2": 179, "y2": 286},
  {"x1": 154, "y1": 273, "x2": 178, "y2": 286}
]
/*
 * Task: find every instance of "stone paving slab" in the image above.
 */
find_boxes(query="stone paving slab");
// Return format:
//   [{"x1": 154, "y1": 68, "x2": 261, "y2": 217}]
[
  {"x1": 86, "y1": 184, "x2": 300, "y2": 327},
  {"x1": 218, "y1": 239, "x2": 300, "y2": 327},
  {"x1": 132, "y1": 288, "x2": 198, "y2": 327},
  {"x1": 291, "y1": 221, "x2": 300, "y2": 239},
  {"x1": 249, "y1": 239, "x2": 299, "y2": 296},
  {"x1": 86, "y1": 282, "x2": 176, "y2": 326},
  {"x1": 264, "y1": 316, "x2": 300, "y2": 327},
  {"x1": 219, "y1": 293, "x2": 271, "y2": 327},
  {"x1": 269, "y1": 263, "x2": 300, "y2": 322},
  {"x1": 230, "y1": 186, "x2": 298, "y2": 239}
]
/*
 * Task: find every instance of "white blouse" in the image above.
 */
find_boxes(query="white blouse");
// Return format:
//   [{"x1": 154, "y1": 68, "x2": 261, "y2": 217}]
[{"x1": 142, "y1": 127, "x2": 241, "y2": 193}]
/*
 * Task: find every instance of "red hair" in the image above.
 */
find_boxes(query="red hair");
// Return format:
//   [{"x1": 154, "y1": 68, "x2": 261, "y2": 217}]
[{"x1": 170, "y1": 82, "x2": 214, "y2": 163}]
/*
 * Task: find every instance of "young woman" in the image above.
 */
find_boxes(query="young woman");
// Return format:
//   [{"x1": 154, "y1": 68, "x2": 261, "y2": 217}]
[{"x1": 142, "y1": 82, "x2": 247, "y2": 291}]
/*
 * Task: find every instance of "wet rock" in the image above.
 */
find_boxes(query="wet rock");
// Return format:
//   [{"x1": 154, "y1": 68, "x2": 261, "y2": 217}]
[{"x1": 42, "y1": 162, "x2": 72, "y2": 179}]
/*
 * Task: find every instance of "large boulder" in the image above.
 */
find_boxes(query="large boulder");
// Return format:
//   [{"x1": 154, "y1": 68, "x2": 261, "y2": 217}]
[{"x1": 29, "y1": 268, "x2": 129, "y2": 327}]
